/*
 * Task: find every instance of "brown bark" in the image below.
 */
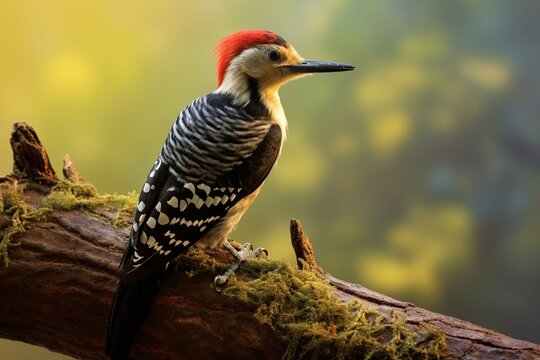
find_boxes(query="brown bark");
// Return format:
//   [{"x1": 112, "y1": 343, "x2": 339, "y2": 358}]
[
  {"x1": 290, "y1": 219, "x2": 318, "y2": 270},
  {"x1": 0, "y1": 190, "x2": 284, "y2": 359},
  {"x1": 1, "y1": 122, "x2": 539, "y2": 359},
  {"x1": 8, "y1": 122, "x2": 58, "y2": 184}
]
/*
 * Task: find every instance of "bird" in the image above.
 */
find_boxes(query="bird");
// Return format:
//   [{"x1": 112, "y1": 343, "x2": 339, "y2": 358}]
[{"x1": 106, "y1": 29, "x2": 354, "y2": 360}]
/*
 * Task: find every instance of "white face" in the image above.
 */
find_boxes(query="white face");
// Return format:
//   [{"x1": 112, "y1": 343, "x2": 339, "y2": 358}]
[{"x1": 232, "y1": 44, "x2": 308, "y2": 88}]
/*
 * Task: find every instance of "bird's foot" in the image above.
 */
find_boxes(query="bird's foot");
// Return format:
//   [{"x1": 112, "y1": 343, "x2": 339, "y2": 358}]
[{"x1": 214, "y1": 240, "x2": 268, "y2": 291}]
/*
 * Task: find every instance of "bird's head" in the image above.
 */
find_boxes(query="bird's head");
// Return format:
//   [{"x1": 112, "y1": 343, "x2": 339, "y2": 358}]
[{"x1": 214, "y1": 30, "x2": 354, "y2": 97}]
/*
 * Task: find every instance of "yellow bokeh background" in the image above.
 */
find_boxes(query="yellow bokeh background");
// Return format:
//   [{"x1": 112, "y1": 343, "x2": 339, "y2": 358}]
[{"x1": 2, "y1": 1, "x2": 540, "y2": 358}]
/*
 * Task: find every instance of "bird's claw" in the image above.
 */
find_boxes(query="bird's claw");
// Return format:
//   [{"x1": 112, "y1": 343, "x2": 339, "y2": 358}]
[
  {"x1": 213, "y1": 241, "x2": 268, "y2": 291},
  {"x1": 213, "y1": 275, "x2": 228, "y2": 292}
]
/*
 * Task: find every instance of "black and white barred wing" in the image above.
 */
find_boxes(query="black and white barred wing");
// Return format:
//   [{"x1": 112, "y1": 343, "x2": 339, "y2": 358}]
[
  {"x1": 120, "y1": 174, "x2": 238, "y2": 282},
  {"x1": 218, "y1": 123, "x2": 282, "y2": 193},
  {"x1": 120, "y1": 123, "x2": 282, "y2": 283},
  {"x1": 117, "y1": 158, "x2": 171, "y2": 280}
]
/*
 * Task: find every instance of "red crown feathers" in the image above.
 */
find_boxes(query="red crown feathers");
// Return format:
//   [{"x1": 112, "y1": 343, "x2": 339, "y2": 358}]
[{"x1": 214, "y1": 30, "x2": 285, "y2": 86}]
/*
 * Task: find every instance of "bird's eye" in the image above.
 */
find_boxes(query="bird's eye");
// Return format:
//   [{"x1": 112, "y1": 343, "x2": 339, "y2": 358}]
[{"x1": 267, "y1": 49, "x2": 282, "y2": 62}]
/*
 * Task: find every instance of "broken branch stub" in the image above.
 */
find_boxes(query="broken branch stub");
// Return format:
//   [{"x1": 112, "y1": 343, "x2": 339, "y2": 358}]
[
  {"x1": 9, "y1": 122, "x2": 58, "y2": 184},
  {"x1": 290, "y1": 218, "x2": 318, "y2": 270}
]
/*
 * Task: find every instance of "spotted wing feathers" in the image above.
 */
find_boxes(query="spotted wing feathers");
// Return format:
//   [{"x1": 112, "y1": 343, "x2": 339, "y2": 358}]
[
  {"x1": 120, "y1": 180, "x2": 241, "y2": 282},
  {"x1": 120, "y1": 124, "x2": 282, "y2": 283}
]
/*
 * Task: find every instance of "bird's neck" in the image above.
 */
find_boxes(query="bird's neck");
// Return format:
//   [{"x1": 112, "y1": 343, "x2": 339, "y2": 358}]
[
  {"x1": 258, "y1": 82, "x2": 287, "y2": 137},
  {"x1": 215, "y1": 69, "x2": 288, "y2": 137}
]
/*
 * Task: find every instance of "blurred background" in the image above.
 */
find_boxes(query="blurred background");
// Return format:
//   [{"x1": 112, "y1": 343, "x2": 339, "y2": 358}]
[{"x1": 1, "y1": 0, "x2": 539, "y2": 358}]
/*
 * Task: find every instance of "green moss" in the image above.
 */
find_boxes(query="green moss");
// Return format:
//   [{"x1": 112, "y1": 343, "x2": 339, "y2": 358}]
[
  {"x1": 2, "y1": 181, "x2": 446, "y2": 358},
  {"x1": 174, "y1": 246, "x2": 223, "y2": 277},
  {"x1": 222, "y1": 259, "x2": 446, "y2": 359},
  {"x1": 43, "y1": 180, "x2": 137, "y2": 227},
  {"x1": 174, "y1": 247, "x2": 446, "y2": 358},
  {"x1": 0, "y1": 182, "x2": 51, "y2": 266},
  {"x1": 0, "y1": 179, "x2": 137, "y2": 266}
]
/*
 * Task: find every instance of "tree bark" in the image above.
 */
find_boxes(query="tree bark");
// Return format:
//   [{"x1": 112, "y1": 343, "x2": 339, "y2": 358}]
[{"x1": 1, "y1": 122, "x2": 539, "y2": 360}]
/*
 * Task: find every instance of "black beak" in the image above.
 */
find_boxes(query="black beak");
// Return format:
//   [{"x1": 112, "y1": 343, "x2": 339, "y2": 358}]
[{"x1": 286, "y1": 59, "x2": 355, "y2": 73}]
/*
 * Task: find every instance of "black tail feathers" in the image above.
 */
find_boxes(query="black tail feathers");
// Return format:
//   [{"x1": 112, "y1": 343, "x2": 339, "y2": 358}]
[{"x1": 106, "y1": 270, "x2": 164, "y2": 360}]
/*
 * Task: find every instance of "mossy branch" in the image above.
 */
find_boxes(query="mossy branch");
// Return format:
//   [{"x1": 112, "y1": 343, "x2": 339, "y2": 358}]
[{"x1": 1, "y1": 122, "x2": 539, "y2": 360}]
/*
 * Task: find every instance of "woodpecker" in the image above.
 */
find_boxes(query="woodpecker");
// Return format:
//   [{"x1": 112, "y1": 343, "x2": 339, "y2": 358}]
[{"x1": 106, "y1": 30, "x2": 354, "y2": 359}]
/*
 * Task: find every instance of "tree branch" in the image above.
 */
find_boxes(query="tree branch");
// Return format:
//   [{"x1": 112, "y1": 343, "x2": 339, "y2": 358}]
[{"x1": 1, "y1": 122, "x2": 539, "y2": 359}]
